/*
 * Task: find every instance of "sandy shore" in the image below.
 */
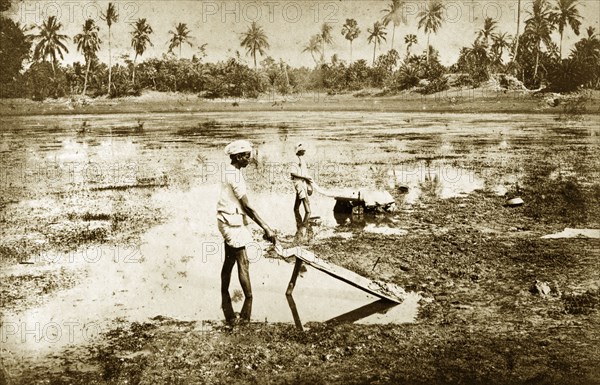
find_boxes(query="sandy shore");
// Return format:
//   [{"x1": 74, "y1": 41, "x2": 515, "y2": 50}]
[{"x1": 1, "y1": 89, "x2": 599, "y2": 116}]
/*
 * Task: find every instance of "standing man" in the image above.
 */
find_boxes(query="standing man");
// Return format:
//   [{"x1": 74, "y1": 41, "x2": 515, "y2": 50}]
[
  {"x1": 290, "y1": 143, "x2": 313, "y2": 221},
  {"x1": 217, "y1": 140, "x2": 276, "y2": 324}
]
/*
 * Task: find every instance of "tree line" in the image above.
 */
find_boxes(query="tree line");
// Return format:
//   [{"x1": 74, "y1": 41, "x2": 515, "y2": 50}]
[{"x1": 1, "y1": 0, "x2": 599, "y2": 100}]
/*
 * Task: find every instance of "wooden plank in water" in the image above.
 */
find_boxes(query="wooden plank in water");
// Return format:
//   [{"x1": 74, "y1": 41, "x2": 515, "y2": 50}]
[{"x1": 276, "y1": 245, "x2": 406, "y2": 303}]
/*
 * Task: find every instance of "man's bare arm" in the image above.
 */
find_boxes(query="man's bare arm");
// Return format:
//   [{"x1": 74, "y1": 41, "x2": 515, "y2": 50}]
[{"x1": 240, "y1": 195, "x2": 276, "y2": 241}]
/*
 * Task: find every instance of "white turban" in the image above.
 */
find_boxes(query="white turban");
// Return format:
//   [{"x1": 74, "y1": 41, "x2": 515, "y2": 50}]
[{"x1": 224, "y1": 140, "x2": 253, "y2": 156}]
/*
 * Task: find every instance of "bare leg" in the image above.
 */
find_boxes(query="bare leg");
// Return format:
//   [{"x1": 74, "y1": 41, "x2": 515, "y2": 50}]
[
  {"x1": 233, "y1": 246, "x2": 253, "y2": 321},
  {"x1": 302, "y1": 197, "x2": 311, "y2": 218},
  {"x1": 294, "y1": 206, "x2": 303, "y2": 226},
  {"x1": 294, "y1": 194, "x2": 301, "y2": 214},
  {"x1": 221, "y1": 243, "x2": 237, "y2": 323}
]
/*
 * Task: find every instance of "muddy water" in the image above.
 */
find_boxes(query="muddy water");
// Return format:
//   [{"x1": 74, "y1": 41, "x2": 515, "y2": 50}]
[
  {"x1": 1, "y1": 111, "x2": 598, "y2": 357},
  {"x1": 1, "y1": 184, "x2": 420, "y2": 356}
]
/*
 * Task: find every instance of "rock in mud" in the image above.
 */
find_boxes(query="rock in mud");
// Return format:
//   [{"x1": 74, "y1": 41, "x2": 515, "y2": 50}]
[
  {"x1": 531, "y1": 280, "x2": 552, "y2": 296},
  {"x1": 505, "y1": 197, "x2": 524, "y2": 207}
]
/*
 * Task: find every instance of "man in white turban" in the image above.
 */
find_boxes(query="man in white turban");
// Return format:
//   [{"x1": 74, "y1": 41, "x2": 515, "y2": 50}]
[{"x1": 217, "y1": 140, "x2": 276, "y2": 323}]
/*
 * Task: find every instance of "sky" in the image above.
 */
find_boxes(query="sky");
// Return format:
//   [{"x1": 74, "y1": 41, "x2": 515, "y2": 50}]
[{"x1": 6, "y1": 0, "x2": 600, "y2": 67}]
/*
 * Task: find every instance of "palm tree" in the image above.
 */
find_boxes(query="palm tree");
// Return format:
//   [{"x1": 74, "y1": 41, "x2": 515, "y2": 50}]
[
  {"x1": 130, "y1": 18, "x2": 153, "y2": 83},
  {"x1": 279, "y1": 58, "x2": 290, "y2": 90},
  {"x1": 303, "y1": 34, "x2": 322, "y2": 67},
  {"x1": 465, "y1": 40, "x2": 491, "y2": 71},
  {"x1": 74, "y1": 18, "x2": 102, "y2": 95},
  {"x1": 240, "y1": 21, "x2": 269, "y2": 70},
  {"x1": 570, "y1": 26, "x2": 600, "y2": 87},
  {"x1": 381, "y1": 0, "x2": 406, "y2": 50},
  {"x1": 571, "y1": 26, "x2": 600, "y2": 60},
  {"x1": 32, "y1": 15, "x2": 69, "y2": 75},
  {"x1": 341, "y1": 19, "x2": 361, "y2": 62},
  {"x1": 551, "y1": 0, "x2": 582, "y2": 57},
  {"x1": 477, "y1": 17, "x2": 498, "y2": 46},
  {"x1": 417, "y1": 0, "x2": 444, "y2": 64},
  {"x1": 367, "y1": 21, "x2": 387, "y2": 65},
  {"x1": 319, "y1": 23, "x2": 334, "y2": 63},
  {"x1": 101, "y1": 2, "x2": 118, "y2": 96},
  {"x1": 524, "y1": 0, "x2": 554, "y2": 81},
  {"x1": 168, "y1": 22, "x2": 193, "y2": 58},
  {"x1": 491, "y1": 32, "x2": 513, "y2": 65},
  {"x1": 404, "y1": 33, "x2": 417, "y2": 59}
]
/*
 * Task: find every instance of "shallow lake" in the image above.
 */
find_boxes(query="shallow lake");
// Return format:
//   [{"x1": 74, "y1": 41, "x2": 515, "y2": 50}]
[{"x1": 1, "y1": 111, "x2": 598, "y2": 355}]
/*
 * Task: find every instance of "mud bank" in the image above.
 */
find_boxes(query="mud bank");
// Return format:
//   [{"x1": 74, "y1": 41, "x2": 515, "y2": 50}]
[{"x1": 1, "y1": 110, "x2": 599, "y2": 384}]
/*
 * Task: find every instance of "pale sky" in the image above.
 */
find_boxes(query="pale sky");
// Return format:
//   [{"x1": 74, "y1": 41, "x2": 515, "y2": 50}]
[{"x1": 7, "y1": 0, "x2": 600, "y2": 67}]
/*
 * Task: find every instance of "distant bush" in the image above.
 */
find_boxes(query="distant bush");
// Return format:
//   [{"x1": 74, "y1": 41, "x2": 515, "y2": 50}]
[
  {"x1": 346, "y1": 60, "x2": 371, "y2": 90},
  {"x1": 417, "y1": 76, "x2": 449, "y2": 95},
  {"x1": 110, "y1": 65, "x2": 140, "y2": 98},
  {"x1": 203, "y1": 58, "x2": 264, "y2": 99},
  {"x1": 23, "y1": 62, "x2": 68, "y2": 100},
  {"x1": 450, "y1": 73, "x2": 479, "y2": 88},
  {"x1": 0, "y1": 16, "x2": 31, "y2": 98},
  {"x1": 391, "y1": 64, "x2": 420, "y2": 91}
]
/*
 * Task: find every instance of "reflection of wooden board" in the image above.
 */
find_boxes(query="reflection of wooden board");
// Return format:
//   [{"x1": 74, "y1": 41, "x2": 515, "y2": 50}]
[{"x1": 275, "y1": 245, "x2": 406, "y2": 303}]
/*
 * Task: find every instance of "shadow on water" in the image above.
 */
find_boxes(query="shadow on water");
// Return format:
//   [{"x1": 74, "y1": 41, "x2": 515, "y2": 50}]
[{"x1": 286, "y1": 295, "x2": 398, "y2": 331}]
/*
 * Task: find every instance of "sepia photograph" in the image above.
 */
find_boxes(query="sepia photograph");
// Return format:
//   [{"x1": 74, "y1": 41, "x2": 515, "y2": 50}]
[{"x1": 1, "y1": 0, "x2": 599, "y2": 383}]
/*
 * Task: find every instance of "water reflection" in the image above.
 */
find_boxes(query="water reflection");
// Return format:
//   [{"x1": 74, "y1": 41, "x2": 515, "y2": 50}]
[
  {"x1": 393, "y1": 160, "x2": 485, "y2": 203},
  {"x1": 286, "y1": 294, "x2": 398, "y2": 331},
  {"x1": 334, "y1": 210, "x2": 366, "y2": 227}
]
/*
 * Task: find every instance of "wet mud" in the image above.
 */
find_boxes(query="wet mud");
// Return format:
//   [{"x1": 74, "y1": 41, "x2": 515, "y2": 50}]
[{"x1": 1, "y1": 111, "x2": 599, "y2": 384}]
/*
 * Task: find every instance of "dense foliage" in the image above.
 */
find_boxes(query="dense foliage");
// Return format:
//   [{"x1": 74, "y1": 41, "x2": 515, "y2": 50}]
[{"x1": 0, "y1": 0, "x2": 598, "y2": 100}]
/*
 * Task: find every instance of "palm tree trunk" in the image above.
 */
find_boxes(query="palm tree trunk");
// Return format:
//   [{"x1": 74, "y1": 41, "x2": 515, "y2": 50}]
[
  {"x1": 253, "y1": 51, "x2": 257, "y2": 70},
  {"x1": 534, "y1": 43, "x2": 540, "y2": 81},
  {"x1": 427, "y1": 33, "x2": 431, "y2": 64},
  {"x1": 559, "y1": 31, "x2": 563, "y2": 58},
  {"x1": 180, "y1": 44, "x2": 182, "y2": 59},
  {"x1": 51, "y1": 59, "x2": 56, "y2": 76},
  {"x1": 132, "y1": 54, "x2": 137, "y2": 83},
  {"x1": 108, "y1": 27, "x2": 112, "y2": 96},
  {"x1": 83, "y1": 58, "x2": 91, "y2": 95},
  {"x1": 282, "y1": 61, "x2": 290, "y2": 87},
  {"x1": 391, "y1": 27, "x2": 396, "y2": 51},
  {"x1": 373, "y1": 42, "x2": 376, "y2": 65},
  {"x1": 350, "y1": 41, "x2": 353, "y2": 63},
  {"x1": 513, "y1": 0, "x2": 521, "y2": 62}
]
